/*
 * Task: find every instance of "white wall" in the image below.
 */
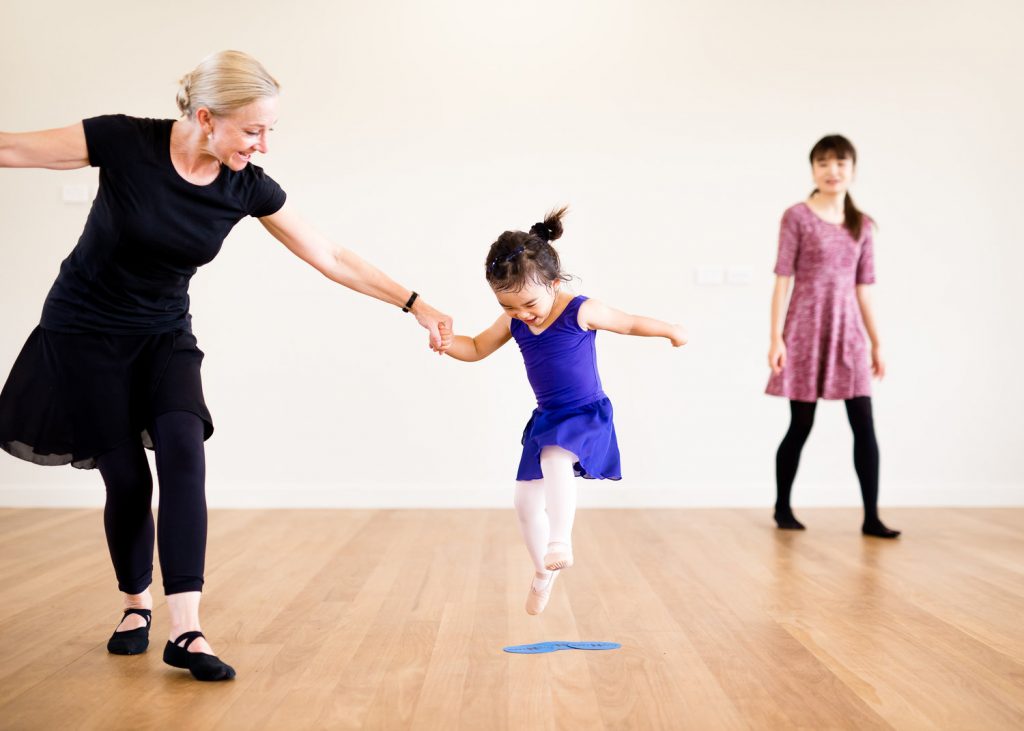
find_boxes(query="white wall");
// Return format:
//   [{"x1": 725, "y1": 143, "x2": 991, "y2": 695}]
[{"x1": 2, "y1": 0, "x2": 1022, "y2": 507}]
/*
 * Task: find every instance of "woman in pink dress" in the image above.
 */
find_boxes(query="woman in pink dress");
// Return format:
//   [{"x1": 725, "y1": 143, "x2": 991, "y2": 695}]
[{"x1": 766, "y1": 135, "x2": 900, "y2": 538}]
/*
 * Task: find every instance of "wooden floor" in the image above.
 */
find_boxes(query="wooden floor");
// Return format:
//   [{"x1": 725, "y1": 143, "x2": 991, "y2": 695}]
[{"x1": 0, "y1": 508, "x2": 1022, "y2": 730}]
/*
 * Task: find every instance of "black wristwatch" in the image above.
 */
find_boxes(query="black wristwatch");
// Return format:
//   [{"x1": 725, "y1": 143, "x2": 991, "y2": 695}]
[{"x1": 402, "y1": 291, "x2": 419, "y2": 313}]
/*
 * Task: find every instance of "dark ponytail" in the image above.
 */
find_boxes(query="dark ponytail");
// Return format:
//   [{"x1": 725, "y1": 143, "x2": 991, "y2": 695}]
[
  {"x1": 485, "y1": 206, "x2": 570, "y2": 292},
  {"x1": 809, "y1": 134, "x2": 869, "y2": 241},
  {"x1": 843, "y1": 193, "x2": 865, "y2": 241}
]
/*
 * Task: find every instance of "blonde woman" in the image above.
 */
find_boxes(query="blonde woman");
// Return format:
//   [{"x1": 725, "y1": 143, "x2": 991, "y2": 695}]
[{"x1": 0, "y1": 50, "x2": 451, "y2": 681}]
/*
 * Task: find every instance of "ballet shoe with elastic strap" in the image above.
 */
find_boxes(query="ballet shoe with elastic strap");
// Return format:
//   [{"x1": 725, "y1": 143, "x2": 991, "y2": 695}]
[
  {"x1": 163, "y1": 631, "x2": 236, "y2": 681},
  {"x1": 107, "y1": 608, "x2": 152, "y2": 655},
  {"x1": 526, "y1": 571, "x2": 558, "y2": 615}
]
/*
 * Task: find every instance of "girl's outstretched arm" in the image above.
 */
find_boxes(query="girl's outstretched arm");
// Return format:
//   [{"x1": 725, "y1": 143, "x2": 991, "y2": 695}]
[
  {"x1": 577, "y1": 299, "x2": 687, "y2": 346},
  {"x1": 441, "y1": 314, "x2": 513, "y2": 362}
]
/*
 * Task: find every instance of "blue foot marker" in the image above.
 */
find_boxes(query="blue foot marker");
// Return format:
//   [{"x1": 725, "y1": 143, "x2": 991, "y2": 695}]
[
  {"x1": 503, "y1": 642, "x2": 562, "y2": 654},
  {"x1": 503, "y1": 641, "x2": 620, "y2": 654},
  {"x1": 566, "y1": 641, "x2": 621, "y2": 651}
]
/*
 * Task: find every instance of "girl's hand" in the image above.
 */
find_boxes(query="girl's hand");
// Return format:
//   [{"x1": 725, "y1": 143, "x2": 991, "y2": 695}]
[
  {"x1": 871, "y1": 346, "x2": 886, "y2": 379},
  {"x1": 669, "y1": 325, "x2": 688, "y2": 347},
  {"x1": 411, "y1": 300, "x2": 453, "y2": 352},
  {"x1": 435, "y1": 322, "x2": 454, "y2": 355},
  {"x1": 769, "y1": 338, "x2": 787, "y2": 375}
]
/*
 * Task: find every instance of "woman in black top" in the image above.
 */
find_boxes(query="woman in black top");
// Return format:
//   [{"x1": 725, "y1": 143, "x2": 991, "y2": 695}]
[{"x1": 0, "y1": 50, "x2": 451, "y2": 681}]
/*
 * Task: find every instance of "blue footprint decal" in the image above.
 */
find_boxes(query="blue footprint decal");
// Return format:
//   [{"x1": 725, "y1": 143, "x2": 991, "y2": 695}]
[{"x1": 503, "y1": 641, "x2": 621, "y2": 654}]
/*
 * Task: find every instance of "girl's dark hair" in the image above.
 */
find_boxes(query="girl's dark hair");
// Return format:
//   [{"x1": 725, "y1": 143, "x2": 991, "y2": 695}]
[
  {"x1": 809, "y1": 134, "x2": 870, "y2": 241},
  {"x1": 485, "y1": 206, "x2": 570, "y2": 292}
]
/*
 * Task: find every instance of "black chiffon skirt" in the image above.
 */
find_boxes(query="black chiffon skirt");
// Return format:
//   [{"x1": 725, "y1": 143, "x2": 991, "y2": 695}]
[{"x1": 0, "y1": 326, "x2": 214, "y2": 469}]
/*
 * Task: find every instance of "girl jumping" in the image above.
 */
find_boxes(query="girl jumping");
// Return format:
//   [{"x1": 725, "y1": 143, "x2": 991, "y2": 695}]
[{"x1": 439, "y1": 208, "x2": 686, "y2": 614}]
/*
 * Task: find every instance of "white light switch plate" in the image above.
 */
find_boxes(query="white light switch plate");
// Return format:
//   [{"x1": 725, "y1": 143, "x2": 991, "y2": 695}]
[
  {"x1": 696, "y1": 266, "x2": 724, "y2": 285},
  {"x1": 726, "y1": 266, "x2": 753, "y2": 285}
]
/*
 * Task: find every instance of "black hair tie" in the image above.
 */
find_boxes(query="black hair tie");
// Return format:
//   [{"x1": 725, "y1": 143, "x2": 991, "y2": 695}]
[{"x1": 530, "y1": 222, "x2": 552, "y2": 241}]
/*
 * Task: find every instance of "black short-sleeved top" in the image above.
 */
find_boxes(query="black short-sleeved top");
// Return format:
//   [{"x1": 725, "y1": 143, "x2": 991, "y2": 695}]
[{"x1": 40, "y1": 114, "x2": 287, "y2": 334}]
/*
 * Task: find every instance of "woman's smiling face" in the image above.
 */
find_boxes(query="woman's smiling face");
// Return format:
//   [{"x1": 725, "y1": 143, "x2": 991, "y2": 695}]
[
  {"x1": 811, "y1": 150, "x2": 854, "y2": 195},
  {"x1": 204, "y1": 96, "x2": 278, "y2": 171}
]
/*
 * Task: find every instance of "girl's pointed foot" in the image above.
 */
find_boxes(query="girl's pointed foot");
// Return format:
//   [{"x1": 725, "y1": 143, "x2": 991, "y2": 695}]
[{"x1": 526, "y1": 571, "x2": 558, "y2": 615}]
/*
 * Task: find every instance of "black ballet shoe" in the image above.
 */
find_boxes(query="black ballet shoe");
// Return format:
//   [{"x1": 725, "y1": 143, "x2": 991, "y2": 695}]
[
  {"x1": 774, "y1": 510, "x2": 806, "y2": 530},
  {"x1": 163, "y1": 631, "x2": 236, "y2": 681},
  {"x1": 862, "y1": 521, "x2": 901, "y2": 539},
  {"x1": 107, "y1": 608, "x2": 152, "y2": 655}
]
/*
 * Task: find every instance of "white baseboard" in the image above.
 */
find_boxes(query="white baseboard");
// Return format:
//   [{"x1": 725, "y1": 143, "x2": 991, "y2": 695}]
[{"x1": 0, "y1": 482, "x2": 1021, "y2": 509}]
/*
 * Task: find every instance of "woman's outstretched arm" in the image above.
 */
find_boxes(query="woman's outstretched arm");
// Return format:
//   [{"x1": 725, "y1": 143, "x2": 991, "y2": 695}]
[
  {"x1": 259, "y1": 202, "x2": 452, "y2": 349},
  {"x1": 0, "y1": 123, "x2": 90, "y2": 169}
]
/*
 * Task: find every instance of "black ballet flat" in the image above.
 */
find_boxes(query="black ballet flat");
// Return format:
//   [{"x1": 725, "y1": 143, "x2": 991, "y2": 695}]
[
  {"x1": 862, "y1": 522, "x2": 901, "y2": 539},
  {"x1": 163, "y1": 631, "x2": 236, "y2": 681},
  {"x1": 107, "y1": 608, "x2": 152, "y2": 655},
  {"x1": 773, "y1": 510, "x2": 806, "y2": 530}
]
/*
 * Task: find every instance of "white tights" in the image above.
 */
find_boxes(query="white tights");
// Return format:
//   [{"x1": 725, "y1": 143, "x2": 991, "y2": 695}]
[{"x1": 513, "y1": 445, "x2": 579, "y2": 574}]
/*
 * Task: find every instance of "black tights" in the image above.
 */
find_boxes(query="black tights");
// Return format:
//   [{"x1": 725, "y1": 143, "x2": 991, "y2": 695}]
[
  {"x1": 775, "y1": 397, "x2": 882, "y2": 526},
  {"x1": 97, "y1": 411, "x2": 207, "y2": 595}
]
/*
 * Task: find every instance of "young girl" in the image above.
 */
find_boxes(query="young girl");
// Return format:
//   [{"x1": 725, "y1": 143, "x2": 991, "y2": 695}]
[
  {"x1": 439, "y1": 208, "x2": 686, "y2": 614},
  {"x1": 766, "y1": 135, "x2": 900, "y2": 538}
]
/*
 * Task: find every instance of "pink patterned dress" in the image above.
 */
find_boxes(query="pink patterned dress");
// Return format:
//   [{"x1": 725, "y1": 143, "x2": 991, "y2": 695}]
[{"x1": 765, "y1": 202, "x2": 875, "y2": 402}]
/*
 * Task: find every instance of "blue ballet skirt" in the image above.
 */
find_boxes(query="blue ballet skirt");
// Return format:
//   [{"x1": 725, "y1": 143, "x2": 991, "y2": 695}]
[
  {"x1": 510, "y1": 295, "x2": 621, "y2": 481},
  {"x1": 517, "y1": 396, "x2": 621, "y2": 481}
]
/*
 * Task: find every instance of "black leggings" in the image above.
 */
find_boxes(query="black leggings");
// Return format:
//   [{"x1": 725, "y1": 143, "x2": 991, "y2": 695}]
[
  {"x1": 775, "y1": 397, "x2": 880, "y2": 523},
  {"x1": 97, "y1": 411, "x2": 207, "y2": 595}
]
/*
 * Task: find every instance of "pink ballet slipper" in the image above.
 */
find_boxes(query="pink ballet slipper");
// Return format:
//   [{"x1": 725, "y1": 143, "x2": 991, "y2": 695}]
[
  {"x1": 525, "y1": 571, "x2": 558, "y2": 615},
  {"x1": 543, "y1": 546, "x2": 574, "y2": 571}
]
